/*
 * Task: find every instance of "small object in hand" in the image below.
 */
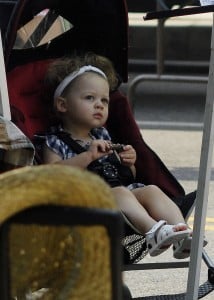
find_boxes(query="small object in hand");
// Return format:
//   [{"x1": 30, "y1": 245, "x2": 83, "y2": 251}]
[{"x1": 110, "y1": 143, "x2": 125, "y2": 152}]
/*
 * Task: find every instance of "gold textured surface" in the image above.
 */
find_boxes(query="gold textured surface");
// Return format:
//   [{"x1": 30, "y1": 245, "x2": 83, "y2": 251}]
[{"x1": 0, "y1": 165, "x2": 117, "y2": 299}]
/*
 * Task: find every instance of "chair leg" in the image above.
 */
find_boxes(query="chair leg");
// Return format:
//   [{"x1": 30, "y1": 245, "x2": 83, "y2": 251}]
[{"x1": 123, "y1": 283, "x2": 132, "y2": 300}]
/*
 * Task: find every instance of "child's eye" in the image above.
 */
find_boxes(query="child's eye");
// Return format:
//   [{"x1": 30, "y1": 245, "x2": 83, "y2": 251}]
[
  {"x1": 85, "y1": 95, "x2": 94, "y2": 100},
  {"x1": 102, "y1": 98, "x2": 109, "y2": 105}
]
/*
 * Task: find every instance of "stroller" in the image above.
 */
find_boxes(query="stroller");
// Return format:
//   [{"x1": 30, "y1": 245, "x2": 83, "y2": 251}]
[
  {"x1": 2, "y1": 0, "x2": 196, "y2": 259},
  {"x1": 0, "y1": 0, "x2": 212, "y2": 299},
  {"x1": 2, "y1": 0, "x2": 192, "y2": 208}
]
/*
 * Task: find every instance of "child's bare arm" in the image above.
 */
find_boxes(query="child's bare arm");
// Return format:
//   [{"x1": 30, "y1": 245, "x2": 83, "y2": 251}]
[
  {"x1": 43, "y1": 140, "x2": 113, "y2": 168},
  {"x1": 43, "y1": 144, "x2": 94, "y2": 168}
]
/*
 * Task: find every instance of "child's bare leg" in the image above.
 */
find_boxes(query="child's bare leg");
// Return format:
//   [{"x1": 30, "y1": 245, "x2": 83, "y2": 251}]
[
  {"x1": 112, "y1": 185, "x2": 189, "y2": 234},
  {"x1": 112, "y1": 185, "x2": 187, "y2": 234},
  {"x1": 112, "y1": 186, "x2": 157, "y2": 233},
  {"x1": 112, "y1": 185, "x2": 191, "y2": 257},
  {"x1": 132, "y1": 185, "x2": 187, "y2": 229}
]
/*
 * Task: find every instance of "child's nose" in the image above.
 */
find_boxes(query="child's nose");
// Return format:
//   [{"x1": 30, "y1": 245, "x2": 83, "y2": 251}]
[{"x1": 95, "y1": 99, "x2": 104, "y2": 108}]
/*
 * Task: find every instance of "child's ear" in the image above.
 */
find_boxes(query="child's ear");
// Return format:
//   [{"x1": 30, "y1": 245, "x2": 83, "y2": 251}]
[{"x1": 55, "y1": 97, "x2": 67, "y2": 113}]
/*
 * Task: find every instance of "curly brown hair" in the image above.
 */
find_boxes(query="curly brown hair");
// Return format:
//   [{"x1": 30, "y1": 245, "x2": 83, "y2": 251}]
[
  {"x1": 44, "y1": 52, "x2": 118, "y2": 98},
  {"x1": 43, "y1": 53, "x2": 118, "y2": 124}
]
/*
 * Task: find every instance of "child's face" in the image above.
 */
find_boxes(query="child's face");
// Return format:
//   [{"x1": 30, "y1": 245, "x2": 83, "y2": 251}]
[{"x1": 59, "y1": 72, "x2": 110, "y2": 130}]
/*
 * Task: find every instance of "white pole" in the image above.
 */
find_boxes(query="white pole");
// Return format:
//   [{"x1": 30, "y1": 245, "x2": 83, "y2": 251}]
[
  {"x1": 0, "y1": 30, "x2": 11, "y2": 120},
  {"x1": 186, "y1": 13, "x2": 214, "y2": 300}
]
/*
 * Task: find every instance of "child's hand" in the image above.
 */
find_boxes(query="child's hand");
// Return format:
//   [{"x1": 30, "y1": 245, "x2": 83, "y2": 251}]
[
  {"x1": 119, "y1": 145, "x2": 136, "y2": 167},
  {"x1": 88, "y1": 140, "x2": 112, "y2": 161}
]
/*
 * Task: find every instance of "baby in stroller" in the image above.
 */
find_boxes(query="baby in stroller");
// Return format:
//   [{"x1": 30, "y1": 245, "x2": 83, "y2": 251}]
[{"x1": 42, "y1": 52, "x2": 193, "y2": 259}]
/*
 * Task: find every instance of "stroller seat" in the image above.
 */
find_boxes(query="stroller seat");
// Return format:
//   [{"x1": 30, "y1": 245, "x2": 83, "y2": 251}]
[
  {"x1": 6, "y1": 57, "x2": 196, "y2": 264},
  {"x1": 7, "y1": 59, "x2": 52, "y2": 140}
]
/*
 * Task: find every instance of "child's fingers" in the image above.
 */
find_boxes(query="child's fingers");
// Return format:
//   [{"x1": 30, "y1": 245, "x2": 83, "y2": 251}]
[{"x1": 97, "y1": 140, "x2": 112, "y2": 153}]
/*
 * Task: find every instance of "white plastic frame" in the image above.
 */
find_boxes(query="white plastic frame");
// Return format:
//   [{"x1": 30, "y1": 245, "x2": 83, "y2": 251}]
[{"x1": 0, "y1": 30, "x2": 11, "y2": 120}]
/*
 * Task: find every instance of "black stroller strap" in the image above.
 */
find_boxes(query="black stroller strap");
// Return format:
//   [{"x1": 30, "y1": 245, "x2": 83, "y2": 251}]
[{"x1": 55, "y1": 132, "x2": 86, "y2": 154}]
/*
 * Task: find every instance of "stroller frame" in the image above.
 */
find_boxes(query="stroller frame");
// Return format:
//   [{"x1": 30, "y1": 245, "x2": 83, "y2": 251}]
[{"x1": 0, "y1": 31, "x2": 10, "y2": 119}]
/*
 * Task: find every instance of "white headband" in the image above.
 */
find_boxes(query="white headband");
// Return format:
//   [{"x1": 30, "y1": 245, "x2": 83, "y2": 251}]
[{"x1": 54, "y1": 65, "x2": 107, "y2": 99}]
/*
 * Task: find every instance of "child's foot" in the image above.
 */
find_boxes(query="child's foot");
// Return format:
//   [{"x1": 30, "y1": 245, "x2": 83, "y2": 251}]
[
  {"x1": 173, "y1": 223, "x2": 190, "y2": 232},
  {"x1": 146, "y1": 220, "x2": 191, "y2": 257},
  {"x1": 173, "y1": 233, "x2": 208, "y2": 259}
]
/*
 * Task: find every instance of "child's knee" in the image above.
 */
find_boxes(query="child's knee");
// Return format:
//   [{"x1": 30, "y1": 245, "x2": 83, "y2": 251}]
[
  {"x1": 144, "y1": 184, "x2": 161, "y2": 194},
  {"x1": 112, "y1": 186, "x2": 130, "y2": 195}
]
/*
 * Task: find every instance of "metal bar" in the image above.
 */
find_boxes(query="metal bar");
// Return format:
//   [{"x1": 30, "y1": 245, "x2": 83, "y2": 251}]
[
  {"x1": 156, "y1": 18, "x2": 165, "y2": 75},
  {"x1": 185, "y1": 14, "x2": 214, "y2": 300},
  {"x1": 123, "y1": 261, "x2": 189, "y2": 271},
  {"x1": 128, "y1": 74, "x2": 208, "y2": 113},
  {"x1": 144, "y1": 5, "x2": 214, "y2": 21},
  {"x1": 156, "y1": 1, "x2": 166, "y2": 75},
  {"x1": 202, "y1": 249, "x2": 214, "y2": 269}
]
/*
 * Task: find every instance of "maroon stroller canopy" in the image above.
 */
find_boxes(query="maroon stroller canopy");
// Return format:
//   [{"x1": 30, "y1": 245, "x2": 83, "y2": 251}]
[{"x1": 1, "y1": 0, "x2": 128, "y2": 82}]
